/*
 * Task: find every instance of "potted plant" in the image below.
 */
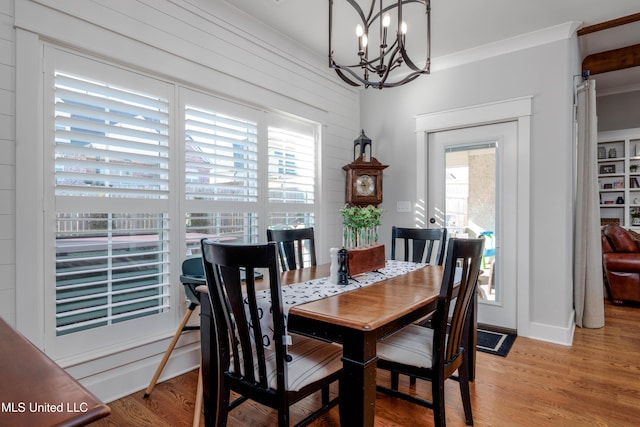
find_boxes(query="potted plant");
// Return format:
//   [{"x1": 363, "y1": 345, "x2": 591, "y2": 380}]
[
  {"x1": 340, "y1": 204, "x2": 383, "y2": 249},
  {"x1": 631, "y1": 164, "x2": 638, "y2": 173}
]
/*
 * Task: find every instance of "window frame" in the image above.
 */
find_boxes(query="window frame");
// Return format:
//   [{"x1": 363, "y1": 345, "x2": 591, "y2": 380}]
[{"x1": 20, "y1": 43, "x2": 320, "y2": 362}]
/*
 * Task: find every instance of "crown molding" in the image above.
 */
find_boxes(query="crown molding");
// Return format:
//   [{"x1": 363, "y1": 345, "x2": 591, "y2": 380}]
[{"x1": 432, "y1": 21, "x2": 582, "y2": 72}]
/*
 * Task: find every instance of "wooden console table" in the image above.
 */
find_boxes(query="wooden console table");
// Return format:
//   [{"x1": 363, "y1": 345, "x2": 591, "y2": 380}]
[{"x1": 0, "y1": 317, "x2": 110, "y2": 426}]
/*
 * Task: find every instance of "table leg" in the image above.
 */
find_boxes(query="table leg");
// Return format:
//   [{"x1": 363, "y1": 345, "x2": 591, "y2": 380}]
[{"x1": 340, "y1": 332, "x2": 377, "y2": 427}]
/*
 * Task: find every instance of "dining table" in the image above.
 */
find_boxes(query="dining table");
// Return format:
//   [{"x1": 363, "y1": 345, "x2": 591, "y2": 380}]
[
  {"x1": 198, "y1": 261, "x2": 477, "y2": 427},
  {"x1": 0, "y1": 317, "x2": 111, "y2": 427}
]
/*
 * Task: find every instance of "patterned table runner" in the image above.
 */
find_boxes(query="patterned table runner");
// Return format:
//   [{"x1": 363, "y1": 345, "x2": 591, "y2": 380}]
[{"x1": 252, "y1": 260, "x2": 426, "y2": 348}]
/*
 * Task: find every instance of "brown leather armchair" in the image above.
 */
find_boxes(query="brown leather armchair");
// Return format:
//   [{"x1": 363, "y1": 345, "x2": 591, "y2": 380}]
[{"x1": 601, "y1": 224, "x2": 640, "y2": 304}]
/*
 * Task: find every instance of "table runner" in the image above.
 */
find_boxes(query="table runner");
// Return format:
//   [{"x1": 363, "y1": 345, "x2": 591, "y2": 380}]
[{"x1": 250, "y1": 260, "x2": 426, "y2": 348}]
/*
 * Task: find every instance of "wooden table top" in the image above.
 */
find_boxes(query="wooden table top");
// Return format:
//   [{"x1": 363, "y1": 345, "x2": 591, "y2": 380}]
[
  {"x1": 284, "y1": 264, "x2": 442, "y2": 331},
  {"x1": 0, "y1": 317, "x2": 110, "y2": 427}
]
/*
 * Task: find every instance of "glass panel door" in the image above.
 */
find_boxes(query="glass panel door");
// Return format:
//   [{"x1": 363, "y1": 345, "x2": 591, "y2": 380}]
[{"x1": 445, "y1": 144, "x2": 497, "y2": 301}]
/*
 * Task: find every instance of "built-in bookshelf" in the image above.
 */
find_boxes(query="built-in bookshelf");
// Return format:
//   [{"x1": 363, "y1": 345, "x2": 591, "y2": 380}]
[{"x1": 598, "y1": 128, "x2": 640, "y2": 228}]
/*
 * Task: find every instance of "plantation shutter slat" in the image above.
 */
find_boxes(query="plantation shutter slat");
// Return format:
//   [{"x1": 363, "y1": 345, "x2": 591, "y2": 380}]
[
  {"x1": 268, "y1": 127, "x2": 316, "y2": 204},
  {"x1": 55, "y1": 73, "x2": 170, "y2": 199},
  {"x1": 54, "y1": 70, "x2": 171, "y2": 336},
  {"x1": 184, "y1": 105, "x2": 258, "y2": 202}
]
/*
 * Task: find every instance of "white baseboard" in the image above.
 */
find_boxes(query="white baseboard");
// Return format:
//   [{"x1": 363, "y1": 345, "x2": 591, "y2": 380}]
[
  {"x1": 523, "y1": 310, "x2": 575, "y2": 346},
  {"x1": 66, "y1": 332, "x2": 201, "y2": 403}
]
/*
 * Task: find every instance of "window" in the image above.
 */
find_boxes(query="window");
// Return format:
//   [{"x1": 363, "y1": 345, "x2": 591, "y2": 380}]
[
  {"x1": 53, "y1": 69, "x2": 172, "y2": 340},
  {"x1": 43, "y1": 47, "x2": 318, "y2": 359},
  {"x1": 267, "y1": 116, "x2": 317, "y2": 229}
]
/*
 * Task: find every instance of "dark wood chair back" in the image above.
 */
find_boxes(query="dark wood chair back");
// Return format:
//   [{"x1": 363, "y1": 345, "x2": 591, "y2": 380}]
[
  {"x1": 391, "y1": 226, "x2": 447, "y2": 265},
  {"x1": 200, "y1": 239, "x2": 341, "y2": 426},
  {"x1": 434, "y1": 237, "x2": 484, "y2": 376},
  {"x1": 267, "y1": 227, "x2": 317, "y2": 271},
  {"x1": 201, "y1": 241, "x2": 287, "y2": 390}
]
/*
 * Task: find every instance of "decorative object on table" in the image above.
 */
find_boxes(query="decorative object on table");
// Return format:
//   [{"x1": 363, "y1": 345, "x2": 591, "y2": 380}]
[
  {"x1": 340, "y1": 204, "x2": 386, "y2": 276},
  {"x1": 608, "y1": 148, "x2": 617, "y2": 158},
  {"x1": 631, "y1": 164, "x2": 639, "y2": 173},
  {"x1": 603, "y1": 183, "x2": 614, "y2": 189},
  {"x1": 328, "y1": 0, "x2": 431, "y2": 89},
  {"x1": 599, "y1": 164, "x2": 616, "y2": 174},
  {"x1": 337, "y1": 248, "x2": 349, "y2": 285},
  {"x1": 340, "y1": 204, "x2": 383, "y2": 248},
  {"x1": 346, "y1": 244, "x2": 386, "y2": 277},
  {"x1": 329, "y1": 247, "x2": 340, "y2": 284},
  {"x1": 598, "y1": 146, "x2": 606, "y2": 159},
  {"x1": 616, "y1": 196, "x2": 625, "y2": 204},
  {"x1": 343, "y1": 130, "x2": 388, "y2": 206},
  {"x1": 631, "y1": 208, "x2": 640, "y2": 226}
]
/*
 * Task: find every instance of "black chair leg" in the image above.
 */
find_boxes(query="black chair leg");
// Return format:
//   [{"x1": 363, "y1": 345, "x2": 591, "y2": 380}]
[
  {"x1": 458, "y1": 360, "x2": 474, "y2": 425},
  {"x1": 277, "y1": 404, "x2": 290, "y2": 427},
  {"x1": 432, "y1": 376, "x2": 447, "y2": 427},
  {"x1": 321, "y1": 385, "x2": 329, "y2": 405},
  {"x1": 391, "y1": 371, "x2": 400, "y2": 390},
  {"x1": 215, "y1": 384, "x2": 231, "y2": 427}
]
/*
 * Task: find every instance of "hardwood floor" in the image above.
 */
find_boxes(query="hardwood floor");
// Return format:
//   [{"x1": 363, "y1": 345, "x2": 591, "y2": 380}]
[{"x1": 91, "y1": 301, "x2": 640, "y2": 426}]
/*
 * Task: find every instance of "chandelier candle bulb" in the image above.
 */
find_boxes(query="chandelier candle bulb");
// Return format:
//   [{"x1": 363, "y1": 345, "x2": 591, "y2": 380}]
[{"x1": 329, "y1": 0, "x2": 431, "y2": 89}]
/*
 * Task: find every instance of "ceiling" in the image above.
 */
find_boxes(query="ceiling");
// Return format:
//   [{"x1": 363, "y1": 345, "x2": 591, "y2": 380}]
[{"x1": 221, "y1": 0, "x2": 640, "y2": 94}]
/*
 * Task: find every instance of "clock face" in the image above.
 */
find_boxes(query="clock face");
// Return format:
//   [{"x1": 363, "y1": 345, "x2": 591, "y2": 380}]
[{"x1": 355, "y1": 174, "x2": 376, "y2": 196}]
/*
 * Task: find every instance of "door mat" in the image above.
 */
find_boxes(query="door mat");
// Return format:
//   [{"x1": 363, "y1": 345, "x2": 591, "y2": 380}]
[{"x1": 477, "y1": 329, "x2": 516, "y2": 357}]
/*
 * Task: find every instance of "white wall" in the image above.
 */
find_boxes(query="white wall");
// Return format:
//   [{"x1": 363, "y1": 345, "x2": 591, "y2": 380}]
[
  {"x1": 359, "y1": 31, "x2": 580, "y2": 344},
  {"x1": 9, "y1": 0, "x2": 358, "y2": 402},
  {"x1": 597, "y1": 89, "x2": 640, "y2": 131},
  {"x1": 0, "y1": 2, "x2": 15, "y2": 325}
]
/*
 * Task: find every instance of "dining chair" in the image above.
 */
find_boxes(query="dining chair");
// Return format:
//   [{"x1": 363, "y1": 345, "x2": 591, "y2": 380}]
[
  {"x1": 390, "y1": 226, "x2": 448, "y2": 386},
  {"x1": 200, "y1": 239, "x2": 342, "y2": 427},
  {"x1": 376, "y1": 237, "x2": 484, "y2": 427},
  {"x1": 391, "y1": 226, "x2": 447, "y2": 265},
  {"x1": 267, "y1": 227, "x2": 317, "y2": 271}
]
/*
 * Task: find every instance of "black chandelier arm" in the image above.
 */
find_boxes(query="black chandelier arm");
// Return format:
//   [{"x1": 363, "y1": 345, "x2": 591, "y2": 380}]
[
  {"x1": 330, "y1": 38, "x2": 399, "y2": 70},
  {"x1": 400, "y1": 47, "x2": 430, "y2": 72},
  {"x1": 331, "y1": 54, "x2": 416, "y2": 89},
  {"x1": 329, "y1": 0, "x2": 431, "y2": 89},
  {"x1": 344, "y1": 0, "x2": 369, "y2": 26},
  {"x1": 334, "y1": 67, "x2": 363, "y2": 87}
]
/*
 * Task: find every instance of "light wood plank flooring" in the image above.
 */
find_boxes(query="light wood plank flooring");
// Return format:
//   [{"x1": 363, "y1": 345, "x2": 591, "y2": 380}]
[{"x1": 91, "y1": 301, "x2": 640, "y2": 426}]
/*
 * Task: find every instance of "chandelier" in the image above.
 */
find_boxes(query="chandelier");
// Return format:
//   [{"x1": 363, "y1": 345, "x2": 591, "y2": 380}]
[{"x1": 329, "y1": 0, "x2": 431, "y2": 89}]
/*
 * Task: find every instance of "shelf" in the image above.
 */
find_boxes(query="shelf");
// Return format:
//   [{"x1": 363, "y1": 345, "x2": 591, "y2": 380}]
[{"x1": 598, "y1": 129, "x2": 640, "y2": 228}]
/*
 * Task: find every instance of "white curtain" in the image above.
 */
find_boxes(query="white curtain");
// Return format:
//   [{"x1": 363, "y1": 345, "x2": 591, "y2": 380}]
[{"x1": 574, "y1": 79, "x2": 604, "y2": 328}]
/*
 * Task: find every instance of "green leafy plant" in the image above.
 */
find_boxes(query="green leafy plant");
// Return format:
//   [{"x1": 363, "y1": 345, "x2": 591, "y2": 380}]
[{"x1": 340, "y1": 205, "x2": 383, "y2": 248}]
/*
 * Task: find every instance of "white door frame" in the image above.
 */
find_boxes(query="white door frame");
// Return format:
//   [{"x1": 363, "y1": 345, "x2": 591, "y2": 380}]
[{"x1": 415, "y1": 97, "x2": 532, "y2": 335}]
